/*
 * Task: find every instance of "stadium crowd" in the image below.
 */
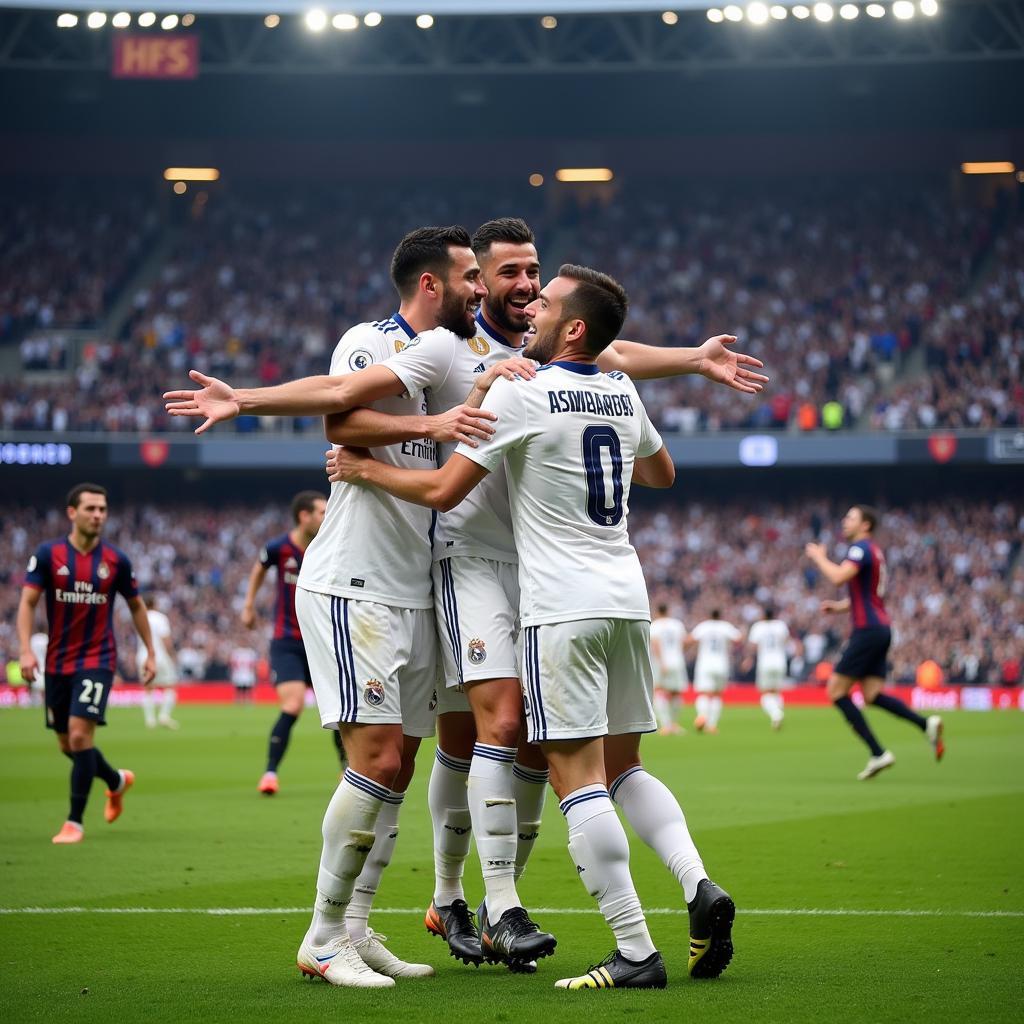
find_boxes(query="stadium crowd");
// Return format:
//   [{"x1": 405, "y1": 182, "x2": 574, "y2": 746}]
[{"x1": 2, "y1": 495, "x2": 1019, "y2": 688}]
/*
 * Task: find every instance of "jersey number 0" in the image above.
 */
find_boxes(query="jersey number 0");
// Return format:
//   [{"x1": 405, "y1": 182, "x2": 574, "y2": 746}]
[{"x1": 582, "y1": 425, "x2": 624, "y2": 527}]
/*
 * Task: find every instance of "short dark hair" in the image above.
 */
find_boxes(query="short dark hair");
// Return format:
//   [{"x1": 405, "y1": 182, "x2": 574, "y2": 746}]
[
  {"x1": 853, "y1": 504, "x2": 879, "y2": 532},
  {"x1": 291, "y1": 490, "x2": 326, "y2": 524},
  {"x1": 710, "y1": 608, "x2": 721, "y2": 620},
  {"x1": 472, "y1": 217, "x2": 535, "y2": 259},
  {"x1": 66, "y1": 483, "x2": 107, "y2": 509},
  {"x1": 656, "y1": 602, "x2": 669, "y2": 616},
  {"x1": 764, "y1": 607, "x2": 776, "y2": 620},
  {"x1": 390, "y1": 225, "x2": 473, "y2": 299},
  {"x1": 558, "y1": 264, "x2": 628, "y2": 355}
]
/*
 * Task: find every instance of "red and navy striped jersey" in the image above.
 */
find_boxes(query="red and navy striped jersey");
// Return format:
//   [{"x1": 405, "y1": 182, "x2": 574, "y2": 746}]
[
  {"x1": 844, "y1": 539, "x2": 890, "y2": 629},
  {"x1": 259, "y1": 534, "x2": 305, "y2": 642},
  {"x1": 23, "y1": 538, "x2": 139, "y2": 674}
]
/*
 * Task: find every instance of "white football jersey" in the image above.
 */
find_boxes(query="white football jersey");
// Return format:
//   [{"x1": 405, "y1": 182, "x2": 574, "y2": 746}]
[
  {"x1": 137, "y1": 609, "x2": 176, "y2": 682},
  {"x1": 650, "y1": 616, "x2": 686, "y2": 670},
  {"x1": 229, "y1": 647, "x2": 258, "y2": 685},
  {"x1": 382, "y1": 312, "x2": 523, "y2": 563},
  {"x1": 692, "y1": 619, "x2": 741, "y2": 674},
  {"x1": 30, "y1": 632, "x2": 48, "y2": 673},
  {"x1": 748, "y1": 618, "x2": 790, "y2": 670},
  {"x1": 298, "y1": 314, "x2": 435, "y2": 609},
  {"x1": 456, "y1": 361, "x2": 663, "y2": 627}
]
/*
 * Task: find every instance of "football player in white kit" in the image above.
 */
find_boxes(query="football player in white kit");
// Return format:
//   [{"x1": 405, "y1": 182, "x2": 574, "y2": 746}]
[
  {"x1": 137, "y1": 595, "x2": 180, "y2": 729},
  {"x1": 650, "y1": 602, "x2": 688, "y2": 734},
  {"x1": 332, "y1": 265, "x2": 736, "y2": 991},
  {"x1": 689, "y1": 611, "x2": 742, "y2": 734},
  {"x1": 747, "y1": 607, "x2": 790, "y2": 730}
]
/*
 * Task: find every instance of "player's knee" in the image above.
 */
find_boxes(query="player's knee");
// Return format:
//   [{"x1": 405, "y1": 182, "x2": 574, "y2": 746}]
[
  {"x1": 478, "y1": 706, "x2": 522, "y2": 749},
  {"x1": 280, "y1": 697, "x2": 304, "y2": 716},
  {"x1": 361, "y1": 745, "x2": 403, "y2": 788}
]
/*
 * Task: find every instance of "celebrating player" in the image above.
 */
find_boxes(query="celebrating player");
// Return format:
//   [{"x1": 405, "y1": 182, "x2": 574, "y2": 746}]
[
  {"x1": 16, "y1": 483, "x2": 156, "y2": 844},
  {"x1": 747, "y1": 607, "x2": 790, "y2": 730},
  {"x1": 650, "y1": 602, "x2": 688, "y2": 734},
  {"x1": 240, "y1": 490, "x2": 343, "y2": 795},
  {"x1": 689, "y1": 611, "x2": 742, "y2": 734},
  {"x1": 805, "y1": 505, "x2": 945, "y2": 779},
  {"x1": 331, "y1": 265, "x2": 736, "y2": 990},
  {"x1": 138, "y1": 591, "x2": 180, "y2": 730}
]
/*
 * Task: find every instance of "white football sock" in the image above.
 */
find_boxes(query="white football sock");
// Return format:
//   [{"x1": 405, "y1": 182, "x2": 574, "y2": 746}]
[
  {"x1": 561, "y1": 785, "x2": 656, "y2": 962},
  {"x1": 429, "y1": 747, "x2": 472, "y2": 906},
  {"x1": 760, "y1": 692, "x2": 784, "y2": 723},
  {"x1": 708, "y1": 696, "x2": 723, "y2": 729},
  {"x1": 159, "y1": 688, "x2": 177, "y2": 721},
  {"x1": 512, "y1": 761, "x2": 548, "y2": 881},
  {"x1": 309, "y1": 768, "x2": 385, "y2": 945},
  {"x1": 653, "y1": 691, "x2": 673, "y2": 729},
  {"x1": 610, "y1": 766, "x2": 708, "y2": 903},
  {"x1": 141, "y1": 690, "x2": 157, "y2": 727},
  {"x1": 695, "y1": 694, "x2": 710, "y2": 721},
  {"x1": 469, "y1": 743, "x2": 521, "y2": 920},
  {"x1": 346, "y1": 790, "x2": 403, "y2": 941}
]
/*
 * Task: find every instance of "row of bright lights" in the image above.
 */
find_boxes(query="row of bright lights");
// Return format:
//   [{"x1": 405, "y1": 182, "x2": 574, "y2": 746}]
[
  {"x1": 57, "y1": 12, "x2": 194, "y2": 29},
  {"x1": 707, "y1": 1, "x2": 938, "y2": 23}
]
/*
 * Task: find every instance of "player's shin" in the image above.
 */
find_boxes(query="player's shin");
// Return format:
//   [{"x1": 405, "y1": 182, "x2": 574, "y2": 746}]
[
  {"x1": 346, "y1": 792, "x2": 403, "y2": 941},
  {"x1": 469, "y1": 743, "x2": 521, "y2": 918},
  {"x1": 69, "y1": 748, "x2": 98, "y2": 824},
  {"x1": 429, "y1": 748, "x2": 472, "y2": 904},
  {"x1": 610, "y1": 766, "x2": 707, "y2": 903},
  {"x1": 512, "y1": 761, "x2": 548, "y2": 881}
]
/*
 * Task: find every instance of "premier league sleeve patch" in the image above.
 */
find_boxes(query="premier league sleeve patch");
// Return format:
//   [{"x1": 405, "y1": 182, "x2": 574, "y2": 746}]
[{"x1": 349, "y1": 350, "x2": 374, "y2": 371}]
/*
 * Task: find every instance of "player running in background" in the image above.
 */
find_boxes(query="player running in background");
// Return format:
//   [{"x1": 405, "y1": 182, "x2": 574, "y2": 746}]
[
  {"x1": 332, "y1": 264, "x2": 736, "y2": 990},
  {"x1": 689, "y1": 611, "x2": 742, "y2": 734},
  {"x1": 240, "y1": 490, "x2": 343, "y2": 795},
  {"x1": 229, "y1": 644, "x2": 258, "y2": 703},
  {"x1": 805, "y1": 504, "x2": 944, "y2": 780},
  {"x1": 650, "y1": 602, "x2": 688, "y2": 734},
  {"x1": 747, "y1": 607, "x2": 790, "y2": 731},
  {"x1": 138, "y1": 592, "x2": 180, "y2": 730},
  {"x1": 16, "y1": 483, "x2": 156, "y2": 844}
]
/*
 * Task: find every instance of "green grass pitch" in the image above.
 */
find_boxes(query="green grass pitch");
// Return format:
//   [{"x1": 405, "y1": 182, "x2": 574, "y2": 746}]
[{"x1": 1, "y1": 703, "x2": 1021, "y2": 1023}]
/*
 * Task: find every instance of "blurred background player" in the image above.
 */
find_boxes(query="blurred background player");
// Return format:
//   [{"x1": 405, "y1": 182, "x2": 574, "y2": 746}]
[
  {"x1": 689, "y1": 610, "x2": 742, "y2": 734},
  {"x1": 138, "y1": 591, "x2": 180, "y2": 730},
  {"x1": 29, "y1": 631, "x2": 48, "y2": 707},
  {"x1": 748, "y1": 607, "x2": 790, "y2": 731},
  {"x1": 16, "y1": 482, "x2": 156, "y2": 844},
  {"x1": 229, "y1": 643, "x2": 258, "y2": 704},
  {"x1": 806, "y1": 505, "x2": 944, "y2": 780},
  {"x1": 240, "y1": 490, "x2": 344, "y2": 796},
  {"x1": 650, "y1": 602, "x2": 688, "y2": 735}
]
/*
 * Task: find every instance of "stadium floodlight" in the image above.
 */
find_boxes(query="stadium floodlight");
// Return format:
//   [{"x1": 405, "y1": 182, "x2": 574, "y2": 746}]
[
  {"x1": 813, "y1": 3, "x2": 834, "y2": 21},
  {"x1": 769, "y1": 5, "x2": 788, "y2": 18},
  {"x1": 555, "y1": 167, "x2": 614, "y2": 182},
  {"x1": 416, "y1": 14, "x2": 434, "y2": 29},
  {"x1": 792, "y1": 5, "x2": 811, "y2": 18},
  {"x1": 264, "y1": 14, "x2": 280, "y2": 28},
  {"x1": 865, "y1": 3, "x2": 885, "y2": 15},
  {"x1": 161, "y1": 14, "x2": 179, "y2": 30},
  {"x1": 364, "y1": 12, "x2": 382, "y2": 26},
  {"x1": 138, "y1": 11, "x2": 156, "y2": 27},
  {"x1": 56, "y1": 13, "x2": 78, "y2": 27},
  {"x1": 839, "y1": 3, "x2": 859, "y2": 17},
  {"x1": 706, "y1": 8, "x2": 725, "y2": 23},
  {"x1": 332, "y1": 13, "x2": 358, "y2": 30},
  {"x1": 111, "y1": 12, "x2": 131, "y2": 28},
  {"x1": 919, "y1": 0, "x2": 938, "y2": 14},
  {"x1": 172, "y1": 182, "x2": 187, "y2": 195},
  {"x1": 86, "y1": 11, "x2": 107, "y2": 29},
  {"x1": 960, "y1": 162, "x2": 1015, "y2": 175},
  {"x1": 723, "y1": 5, "x2": 743, "y2": 21},
  {"x1": 747, "y1": 3, "x2": 770, "y2": 26},
  {"x1": 163, "y1": 167, "x2": 221, "y2": 181},
  {"x1": 541, "y1": 15, "x2": 557, "y2": 29},
  {"x1": 892, "y1": 1, "x2": 915, "y2": 18},
  {"x1": 662, "y1": 11, "x2": 679, "y2": 25},
  {"x1": 529, "y1": 173, "x2": 544, "y2": 187},
  {"x1": 305, "y1": 8, "x2": 328, "y2": 32},
  {"x1": 182, "y1": 13, "x2": 195, "y2": 26}
]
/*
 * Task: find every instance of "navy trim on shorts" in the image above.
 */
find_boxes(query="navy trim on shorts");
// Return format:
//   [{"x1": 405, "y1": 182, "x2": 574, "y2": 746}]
[
  {"x1": 524, "y1": 626, "x2": 548, "y2": 742},
  {"x1": 438, "y1": 559, "x2": 464, "y2": 685}
]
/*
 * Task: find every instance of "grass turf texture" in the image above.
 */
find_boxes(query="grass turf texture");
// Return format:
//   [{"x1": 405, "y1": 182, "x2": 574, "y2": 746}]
[{"x1": 1, "y1": 704, "x2": 1021, "y2": 1023}]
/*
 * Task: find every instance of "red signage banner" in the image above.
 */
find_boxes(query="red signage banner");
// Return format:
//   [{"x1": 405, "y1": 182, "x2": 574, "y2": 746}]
[{"x1": 112, "y1": 34, "x2": 199, "y2": 80}]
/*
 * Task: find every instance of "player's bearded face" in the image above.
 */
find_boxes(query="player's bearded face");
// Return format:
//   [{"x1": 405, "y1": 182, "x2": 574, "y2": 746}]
[
  {"x1": 522, "y1": 316, "x2": 566, "y2": 364},
  {"x1": 437, "y1": 277, "x2": 479, "y2": 340},
  {"x1": 482, "y1": 244, "x2": 540, "y2": 336}
]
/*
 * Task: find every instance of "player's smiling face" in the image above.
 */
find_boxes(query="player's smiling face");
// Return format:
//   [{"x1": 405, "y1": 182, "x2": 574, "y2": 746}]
[
  {"x1": 437, "y1": 246, "x2": 487, "y2": 340},
  {"x1": 480, "y1": 241, "x2": 540, "y2": 337}
]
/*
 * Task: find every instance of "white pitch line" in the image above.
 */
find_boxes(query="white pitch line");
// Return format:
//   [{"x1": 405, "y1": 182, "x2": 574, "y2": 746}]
[{"x1": 1, "y1": 906, "x2": 1021, "y2": 918}]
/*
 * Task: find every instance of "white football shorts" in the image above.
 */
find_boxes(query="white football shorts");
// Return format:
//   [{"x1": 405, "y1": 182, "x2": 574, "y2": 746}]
[
  {"x1": 654, "y1": 665, "x2": 688, "y2": 693},
  {"x1": 520, "y1": 618, "x2": 657, "y2": 743},
  {"x1": 756, "y1": 660, "x2": 787, "y2": 691},
  {"x1": 295, "y1": 588, "x2": 436, "y2": 738},
  {"x1": 694, "y1": 664, "x2": 729, "y2": 693},
  {"x1": 433, "y1": 556, "x2": 520, "y2": 687},
  {"x1": 139, "y1": 653, "x2": 178, "y2": 687}
]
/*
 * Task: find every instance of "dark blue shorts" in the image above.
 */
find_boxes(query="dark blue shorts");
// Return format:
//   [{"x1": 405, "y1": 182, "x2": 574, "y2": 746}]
[
  {"x1": 270, "y1": 638, "x2": 312, "y2": 686},
  {"x1": 44, "y1": 669, "x2": 115, "y2": 732},
  {"x1": 835, "y1": 627, "x2": 891, "y2": 681}
]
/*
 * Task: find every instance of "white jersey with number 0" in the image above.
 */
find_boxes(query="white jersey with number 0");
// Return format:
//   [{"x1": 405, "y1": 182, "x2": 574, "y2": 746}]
[
  {"x1": 382, "y1": 313, "x2": 525, "y2": 563},
  {"x1": 748, "y1": 618, "x2": 790, "y2": 672},
  {"x1": 137, "y1": 609, "x2": 177, "y2": 684},
  {"x1": 298, "y1": 315, "x2": 436, "y2": 609},
  {"x1": 650, "y1": 616, "x2": 686, "y2": 671},
  {"x1": 692, "y1": 619, "x2": 741, "y2": 676},
  {"x1": 456, "y1": 362, "x2": 663, "y2": 627}
]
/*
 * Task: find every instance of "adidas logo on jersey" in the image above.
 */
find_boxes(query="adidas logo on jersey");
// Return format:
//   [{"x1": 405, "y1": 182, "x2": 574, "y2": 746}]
[
  {"x1": 56, "y1": 565, "x2": 71, "y2": 576},
  {"x1": 473, "y1": 362, "x2": 486, "y2": 374}
]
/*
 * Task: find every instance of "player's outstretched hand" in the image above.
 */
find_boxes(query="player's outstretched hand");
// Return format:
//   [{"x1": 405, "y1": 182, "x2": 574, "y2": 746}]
[
  {"x1": 426, "y1": 404, "x2": 497, "y2": 447},
  {"x1": 326, "y1": 446, "x2": 375, "y2": 484},
  {"x1": 140, "y1": 652, "x2": 157, "y2": 686},
  {"x1": 805, "y1": 542, "x2": 826, "y2": 563},
  {"x1": 163, "y1": 370, "x2": 242, "y2": 434},
  {"x1": 19, "y1": 652, "x2": 37, "y2": 684},
  {"x1": 240, "y1": 606, "x2": 257, "y2": 630},
  {"x1": 820, "y1": 599, "x2": 843, "y2": 615},
  {"x1": 697, "y1": 335, "x2": 768, "y2": 394}
]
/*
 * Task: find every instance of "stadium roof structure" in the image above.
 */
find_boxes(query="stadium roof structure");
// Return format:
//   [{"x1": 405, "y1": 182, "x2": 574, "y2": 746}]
[{"x1": 2, "y1": 1, "x2": 1024, "y2": 74}]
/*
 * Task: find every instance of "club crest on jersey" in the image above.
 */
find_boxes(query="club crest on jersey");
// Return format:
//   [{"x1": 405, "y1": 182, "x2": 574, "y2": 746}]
[
  {"x1": 97, "y1": 563, "x2": 111, "y2": 580},
  {"x1": 349, "y1": 350, "x2": 374, "y2": 371},
  {"x1": 468, "y1": 638, "x2": 487, "y2": 664},
  {"x1": 467, "y1": 336, "x2": 490, "y2": 356},
  {"x1": 364, "y1": 678, "x2": 385, "y2": 707}
]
